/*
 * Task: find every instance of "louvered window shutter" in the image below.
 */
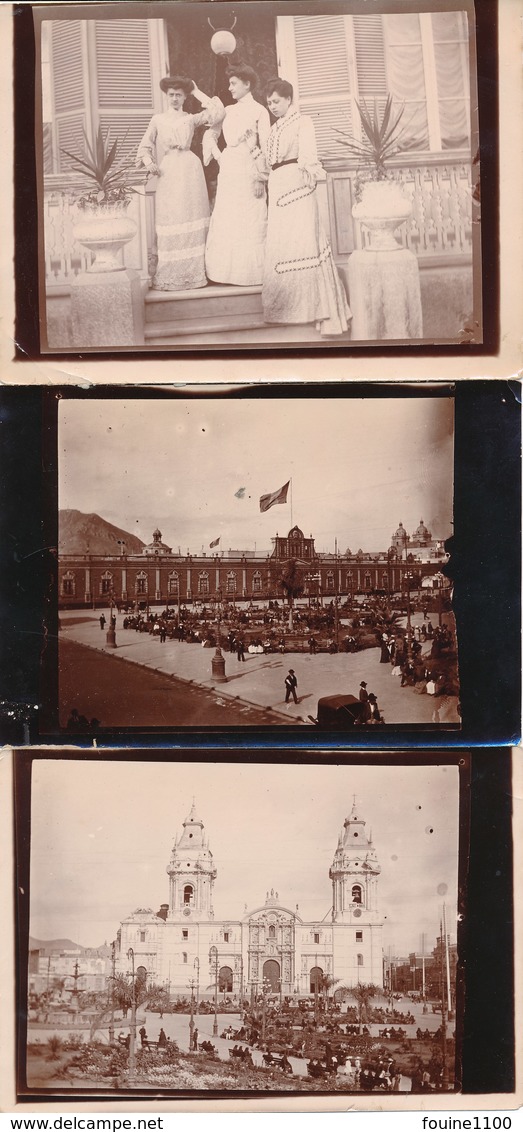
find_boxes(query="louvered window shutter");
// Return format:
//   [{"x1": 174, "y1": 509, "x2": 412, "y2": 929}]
[
  {"x1": 51, "y1": 21, "x2": 86, "y2": 172},
  {"x1": 353, "y1": 15, "x2": 387, "y2": 101},
  {"x1": 292, "y1": 15, "x2": 353, "y2": 160},
  {"x1": 95, "y1": 20, "x2": 157, "y2": 160}
]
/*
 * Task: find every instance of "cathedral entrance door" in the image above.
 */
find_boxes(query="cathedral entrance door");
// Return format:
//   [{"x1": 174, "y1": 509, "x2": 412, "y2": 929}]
[{"x1": 262, "y1": 959, "x2": 280, "y2": 993}]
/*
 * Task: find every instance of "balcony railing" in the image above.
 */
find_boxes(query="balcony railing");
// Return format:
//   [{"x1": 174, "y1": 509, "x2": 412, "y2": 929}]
[
  {"x1": 43, "y1": 151, "x2": 474, "y2": 290},
  {"x1": 43, "y1": 174, "x2": 155, "y2": 290},
  {"x1": 323, "y1": 149, "x2": 474, "y2": 266}
]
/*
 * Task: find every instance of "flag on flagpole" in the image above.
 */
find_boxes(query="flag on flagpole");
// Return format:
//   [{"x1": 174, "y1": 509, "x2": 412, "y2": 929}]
[
  {"x1": 259, "y1": 480, "x2": 290, "y2": 513},
  {"x1": 209, "y1": 537, "x2": 220, "y2": 548}
]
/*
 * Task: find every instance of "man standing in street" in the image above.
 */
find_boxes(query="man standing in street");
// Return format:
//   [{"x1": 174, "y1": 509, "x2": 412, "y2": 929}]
[
  {"x1": 285, "y1": 668, "x2": 298, "y2": 703},
  {"x1": 359, "y1": 681, "x2": 368, "y2": 702}
]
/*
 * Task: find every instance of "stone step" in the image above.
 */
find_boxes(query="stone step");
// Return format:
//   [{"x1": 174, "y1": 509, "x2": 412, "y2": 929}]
[
  {"x1": 144, "y1": 313, "x2": 269, "y2": 341},
  {"x1": 145, "y1": 283, "x2": 263, "y2": 324},
  {"x1": 144, "y1": 320, "x2": 342, "y2": 345}
]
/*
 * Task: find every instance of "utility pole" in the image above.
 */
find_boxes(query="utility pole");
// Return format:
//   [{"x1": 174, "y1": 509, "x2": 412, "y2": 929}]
[
  {"x1": 108, "y1": 940, "x2": 116, "y2": 1043},
  {"x1": 127, "y1": 948, "x2": 137, "y2": 1084}
]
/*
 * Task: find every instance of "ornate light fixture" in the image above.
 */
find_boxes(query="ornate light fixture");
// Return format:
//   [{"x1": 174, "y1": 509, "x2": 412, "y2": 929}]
[{"x1": 208, "y1": 16, "x2": 237, "y2": 56}]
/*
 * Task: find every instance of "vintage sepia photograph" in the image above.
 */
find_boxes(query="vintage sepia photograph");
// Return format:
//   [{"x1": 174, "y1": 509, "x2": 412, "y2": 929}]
[
  {"x1": 55, "y1": 392, "x2": 460, "y2": 733},
  {"x1": 37, "y1": 0, "x2": 480, "y2": 352},
  {"x1": 21, "y1": 757, "x2": 463, "y2": 1098}
]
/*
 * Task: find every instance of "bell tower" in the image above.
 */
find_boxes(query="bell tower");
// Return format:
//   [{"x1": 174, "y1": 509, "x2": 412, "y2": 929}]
[
  {"x1": 329, "y1": 797, "x2": 381, "y2": 923},
  {"x1": 166, "y1": 801, "x2": 217, "y2": 921}
]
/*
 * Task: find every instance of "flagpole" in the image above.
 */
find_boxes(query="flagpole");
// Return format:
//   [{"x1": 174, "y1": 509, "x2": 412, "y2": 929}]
[{"x1": 290, "y1": 478, "x2": 293, "y2": 529}]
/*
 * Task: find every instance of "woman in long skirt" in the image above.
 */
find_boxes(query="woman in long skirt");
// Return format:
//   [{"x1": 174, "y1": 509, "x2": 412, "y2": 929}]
[
  {"x1": 136, "y1": 75, "x2": 222, "y2": 290},
  {"x1": 262, "y1": 77, "x2": 351, "y2": 335},
  {"x1": 203, "y1": 65, "x2": 270, "y2": 286}
]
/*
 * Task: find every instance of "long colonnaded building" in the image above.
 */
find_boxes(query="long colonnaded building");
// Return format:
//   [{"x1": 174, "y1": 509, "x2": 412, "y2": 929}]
[
  {"x1": 59, "y1": 520, "x2": 449, "y2": 608},
  {"x1": 115, "y1": 798, "x2": 384, "y2": 997}
]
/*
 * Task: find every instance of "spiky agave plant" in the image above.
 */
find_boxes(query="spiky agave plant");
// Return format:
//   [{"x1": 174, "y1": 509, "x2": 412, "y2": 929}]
[
  {"x1": 61, "y1": 127, "x2": 147, "y2": 209},
  {"x1": 333, "y1": 95, "x2": 421, "y2": 192}
]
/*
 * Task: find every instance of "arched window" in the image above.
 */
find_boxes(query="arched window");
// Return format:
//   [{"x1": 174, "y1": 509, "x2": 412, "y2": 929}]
[
  {"x1": 61, "y1": 571, "x2": 75, "y2": 596},
  {"x1": 135, "y1": 571, "x2": 147, "y2": 595},
  {"x1": 346, "y1": 571, "x2": 353, "y2": 591},
  {"x1": 168, "y1": 572, "x2": 179, "y2": 595},
  {"x1": 326, "y1": 571, "x2": 335, "y2": 590},
  {"x1": 352, "y1": 884, "x2": 363, "y2": 905},
  {"x1": 219, "y1": 965, "x2": 233, "y2": 992},
  {"x1": 357, "y1": 953, "x2": 364, "y2": 966},
  {"x1": 183, "y1": 884, "x2": 194, "y2": 906},
  {"x1": 364, "y1": 573, "x2": 372, "y2": 589},
  {"x1": 100, "y1": 571, "x2": 113, "y2": 595},
  {"x1": 182, "y1": 952, "x2": 188, "y2": 964},
  {"x1": 198, "y1": 572, "x2": 209, "y2": 595},
  {"x1": 226, "y1": 571, "x2": 237, "y2": 594},
  {"x1": 252, "y1": 571, "x2": 262, "y2": 593},
  {"x1": 268, "y1": 924, "x2": 276, "y2": 940}
]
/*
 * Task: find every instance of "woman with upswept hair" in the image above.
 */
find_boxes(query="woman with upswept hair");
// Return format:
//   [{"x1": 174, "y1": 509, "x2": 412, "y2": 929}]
[
  {"x1": 262, "y1": 77, "x2": 351, "y2": 336},
  {"x1": 203, "y1": 64, "x2": 270, "y2": 286},
  {"x1": 136, "y1": 75, "x2": 222, "y2": 290}
]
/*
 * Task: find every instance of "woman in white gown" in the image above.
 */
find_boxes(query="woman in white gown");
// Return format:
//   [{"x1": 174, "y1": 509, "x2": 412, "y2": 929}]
[
  {"x1": 203, "y1": 65, "x2": 270, "y2": 286},
  {"x1": 136, "y1": 76, "x2": 222, "y2": 290},
  {"x1": 262, "y1": 78, "x2": 351, "y2": 335}
]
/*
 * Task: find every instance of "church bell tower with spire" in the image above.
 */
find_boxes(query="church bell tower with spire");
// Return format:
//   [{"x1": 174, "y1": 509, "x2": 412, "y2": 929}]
[
  {"x1": 166, "y1": 800, "x2": 217, "y2": 921},
  {"x1": 329, "y1": 797, "x2": 384, "y2": 985}
]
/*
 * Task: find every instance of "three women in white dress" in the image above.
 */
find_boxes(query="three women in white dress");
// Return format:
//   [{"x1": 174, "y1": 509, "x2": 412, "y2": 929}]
[{"x1": 137, "y1": 71, "x2": 351, "y2": 335}]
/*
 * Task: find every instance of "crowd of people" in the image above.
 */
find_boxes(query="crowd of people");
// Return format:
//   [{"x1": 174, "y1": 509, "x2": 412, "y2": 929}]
[{"x1": 136, "y1": 67, "x2": 351, "y2": 336}]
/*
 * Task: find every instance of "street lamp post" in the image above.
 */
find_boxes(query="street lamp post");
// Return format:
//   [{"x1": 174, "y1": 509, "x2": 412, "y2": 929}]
[
  {"x1": 211, "y1": 591, "x2": 226, "y2": 683},
  {"x1": 106, "y1": 588, "x2": 117, "y2": 649},
  {"x1": 404, "y1": 572, "x2": 413, "y2": 656},
  {"x1": 209, "y1": 946, "x2": 219, "y2": 1036},
  {"x1": 188, "y1": 977, "x2": 196, "y2": 1051},
  {"x1": 194, "y1": 956, "x2": 200, "y2": 1019},
  {"x1": 127, "y1": 948, "x2": 137, "y2": 1084},
  {"x1": 108, "y1": 939, "x2": 116, "y2": 1044}
]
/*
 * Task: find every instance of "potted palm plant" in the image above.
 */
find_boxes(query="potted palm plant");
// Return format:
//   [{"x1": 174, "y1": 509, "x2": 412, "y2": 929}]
[
  {"x1": 62, "y1": 128, "x2": 148, "y2": 272},
  {"x1": 333, "y1": 96, "x2": 421, "y2": 250}
]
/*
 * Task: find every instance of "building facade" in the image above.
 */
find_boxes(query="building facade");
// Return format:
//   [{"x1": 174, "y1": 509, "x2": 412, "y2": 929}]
[
  {"x1": 59, "y1": 521, "x2": 449, "y2": 607},
  {"x1": 115, "y1": 799, "x2": 384, "y2": 997}
]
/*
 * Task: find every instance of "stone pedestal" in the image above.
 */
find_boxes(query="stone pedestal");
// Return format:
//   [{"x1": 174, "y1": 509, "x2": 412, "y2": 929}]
[
  {"x1": 348, "y1": 248, "x2": 423, "y2": 341},
  {"x1": 71, "y1": 269, "x2": 144, "y2": 348},
  {"x1": 211, "y1": 649, "x2": 227, "y2": 683}
]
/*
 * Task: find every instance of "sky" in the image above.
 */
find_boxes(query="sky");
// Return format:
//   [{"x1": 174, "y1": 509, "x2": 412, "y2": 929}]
[
  {"x1": 29, "y1": 759, "x2": 460, "y2": 957},
  {"x1": 58, "y1": 395, "x2": 454, "y2": 555}
]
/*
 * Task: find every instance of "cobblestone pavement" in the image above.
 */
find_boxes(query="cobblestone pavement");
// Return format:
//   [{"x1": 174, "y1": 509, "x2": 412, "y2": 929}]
[{"x1": 59, "y1": 609, "x2": 459, "y2": 728}]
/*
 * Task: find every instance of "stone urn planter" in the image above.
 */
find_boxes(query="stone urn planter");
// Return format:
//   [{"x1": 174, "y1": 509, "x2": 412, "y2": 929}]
[
  {"x1": 73, "y1": 202, "x2": 137, "y2": 273},
  {"x1": 352, "y1": 179, "x2": 412, "y2": 251}
]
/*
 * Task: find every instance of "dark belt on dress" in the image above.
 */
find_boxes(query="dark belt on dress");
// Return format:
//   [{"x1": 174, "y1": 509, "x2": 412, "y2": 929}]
[{"x1": 271, "y1": 158, "x2": 298, "y2": 171}]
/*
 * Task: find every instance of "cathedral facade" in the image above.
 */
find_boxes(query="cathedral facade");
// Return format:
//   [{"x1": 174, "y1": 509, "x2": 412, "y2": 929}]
[{"x1": 115, "y1": 799, "x2": 384, "y2": 998}]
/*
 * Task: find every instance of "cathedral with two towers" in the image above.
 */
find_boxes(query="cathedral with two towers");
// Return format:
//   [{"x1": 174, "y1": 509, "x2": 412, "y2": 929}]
[{"x1": 115, "y1": 799, "x2": 384, "y2": 997}]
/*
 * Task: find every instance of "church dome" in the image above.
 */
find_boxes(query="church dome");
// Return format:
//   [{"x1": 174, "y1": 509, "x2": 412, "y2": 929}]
[
  {"x1": 392, "y1": 522, "x2": 407, "y2": 540},
  {"x1": 413, "y1": 518, "x2": 431, "y2": 539}
]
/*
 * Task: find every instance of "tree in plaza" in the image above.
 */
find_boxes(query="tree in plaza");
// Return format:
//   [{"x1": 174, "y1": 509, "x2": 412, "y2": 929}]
[
  {"x1": 276, "y1": 559, "x2": 304, "y2": 630},
  {"x1": 346, "y1": 982, "x2": 380, "y2": 1033},
  {"x1": 320, "y1": 974, "x2": 341, "y2": 1004}
]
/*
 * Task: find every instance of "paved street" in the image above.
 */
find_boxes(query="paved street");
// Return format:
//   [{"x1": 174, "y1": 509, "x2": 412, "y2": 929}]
[
  {"x1": 59, "y1": 609, "x2": 459, "y2": 728},
  {"x1": 59, "y1": 638, "x2": 289, "y2": 729}
]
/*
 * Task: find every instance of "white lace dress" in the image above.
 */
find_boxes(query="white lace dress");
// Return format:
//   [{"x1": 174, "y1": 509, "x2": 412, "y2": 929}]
[
  {"x1": 262, "y1": 109, "x2": 351, "y2": 335},
  {"x1": 204, "y1": 93, "x2": 270, "y2": 286},
  {"x1": 137, "y1": 101, "x2": 221, "y2": 290}
]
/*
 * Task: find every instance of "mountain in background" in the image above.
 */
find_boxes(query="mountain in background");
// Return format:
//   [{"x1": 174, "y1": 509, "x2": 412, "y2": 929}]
[
  {"x1": 59, "y1": 510, "x2": 145, "y2": 556},
  {"x1": 29, "y1": 935, "x2": 109, "y2": 954}
]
